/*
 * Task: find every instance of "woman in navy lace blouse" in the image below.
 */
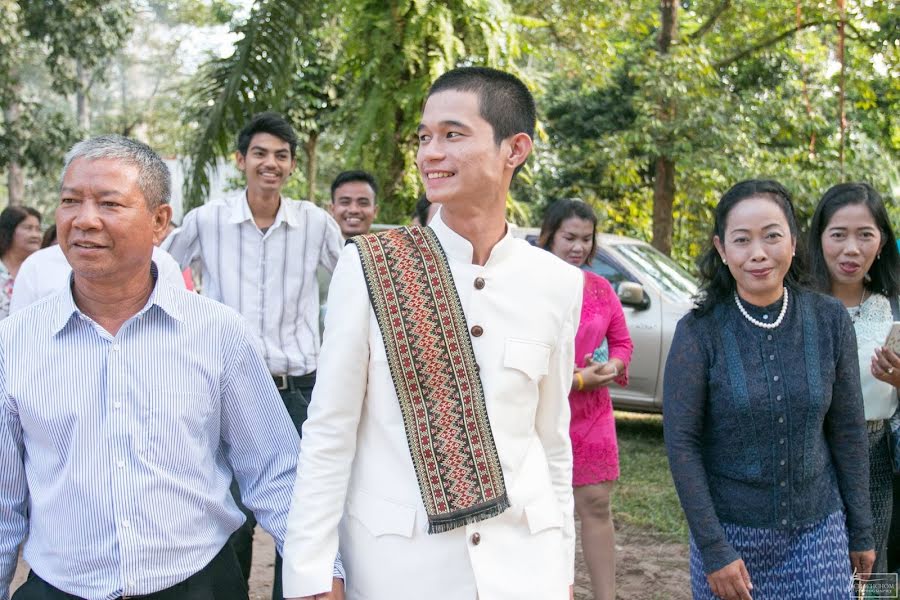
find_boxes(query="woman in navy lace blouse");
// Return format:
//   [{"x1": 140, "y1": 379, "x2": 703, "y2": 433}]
[{"x1": 663, "y1": 180, "x2": 875, "y2": 599}]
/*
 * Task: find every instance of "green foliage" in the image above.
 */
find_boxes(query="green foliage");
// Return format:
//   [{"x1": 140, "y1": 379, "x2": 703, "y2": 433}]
[
  {"x1": 19, "y1": 0, "x2": 133, "y2": 95},
  {"x1": 528, "y1": 0, "x2": 899, "y2": 264},
  {"x1": 0, "y1": 0, "x2": 132, "y2": 201}
]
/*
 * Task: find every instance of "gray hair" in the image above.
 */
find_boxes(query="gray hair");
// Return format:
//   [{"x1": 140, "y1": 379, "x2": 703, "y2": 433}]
[{"x1": 61, "y1": 135, "x2": 171, "y2": 209}]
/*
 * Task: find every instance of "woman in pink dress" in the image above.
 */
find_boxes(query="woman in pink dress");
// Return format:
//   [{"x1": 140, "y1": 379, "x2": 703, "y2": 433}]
[{"x1": 539, "y1": 200, "x2": 633, "y2": 600}]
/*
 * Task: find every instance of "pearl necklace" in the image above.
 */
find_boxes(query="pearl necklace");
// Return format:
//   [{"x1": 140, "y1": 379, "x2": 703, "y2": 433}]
[{"x1": 734, "y1": 288, "x2": 789, "y2": 329}]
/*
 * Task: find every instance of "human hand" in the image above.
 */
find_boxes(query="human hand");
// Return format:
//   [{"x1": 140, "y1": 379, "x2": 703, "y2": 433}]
[
  {"x1": 706, "y1": 558, "x2": 753, "y2": 600},
  {"x1": 576, "y1": 361, "x2": 616, "y2": 391},
  {"x1": 289, "y1": 577, "x2": 345, "y2": 600},
  {"x1": 872, "y1": 347, "x2": 900, "y2": 388},
  {"x1": 851, "y1": 549, "x2": 876, "y2": 582}
]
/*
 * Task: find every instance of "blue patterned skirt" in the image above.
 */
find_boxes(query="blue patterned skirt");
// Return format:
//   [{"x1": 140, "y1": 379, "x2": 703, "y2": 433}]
[{"x1": 690, "y1": 511, "x2": 853, "y2": 599}]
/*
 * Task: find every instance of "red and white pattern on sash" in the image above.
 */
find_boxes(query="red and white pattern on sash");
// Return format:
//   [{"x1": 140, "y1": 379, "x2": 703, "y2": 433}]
[{"x1": 352, "y1": 226, "x2": 508, "y2": 532}]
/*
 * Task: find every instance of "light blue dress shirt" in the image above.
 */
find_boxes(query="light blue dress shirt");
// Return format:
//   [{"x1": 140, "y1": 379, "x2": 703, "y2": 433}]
[{"x1": 0, "y1": 266, "x2": 301, "y2": 600}]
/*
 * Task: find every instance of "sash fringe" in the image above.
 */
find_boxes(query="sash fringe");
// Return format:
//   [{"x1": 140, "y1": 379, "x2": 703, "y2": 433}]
[{"x1": 428, "y1": 495, "x2": 512, "y2": 535}]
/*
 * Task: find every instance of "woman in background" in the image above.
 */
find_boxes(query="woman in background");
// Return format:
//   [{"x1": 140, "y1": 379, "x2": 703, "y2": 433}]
[
  {"x1": 41, "y1": 224, "x2": 57, "y2": 248},
  {"x1": 807, "y1": 182, "x2": 900, "y2": 578},
  {"x1": 664, "y1": 179, "x2": 874, "y2": 599},
  {"x1": 540, "y1": 199, "x2": 633, "y2": 600},
  {"x1": 0, "y1": 206, "x2": 42, "y2": 319}
]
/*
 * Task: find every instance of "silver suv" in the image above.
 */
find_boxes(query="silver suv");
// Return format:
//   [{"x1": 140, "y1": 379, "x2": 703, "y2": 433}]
[{"x1": 512, "y1": 228, "x2": 697, "y2": 413}]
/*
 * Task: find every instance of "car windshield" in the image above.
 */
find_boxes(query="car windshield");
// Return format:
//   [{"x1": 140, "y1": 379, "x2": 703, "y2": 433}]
[{"x1": 611, "y1": 242, "x2": 698, "y2": 301}]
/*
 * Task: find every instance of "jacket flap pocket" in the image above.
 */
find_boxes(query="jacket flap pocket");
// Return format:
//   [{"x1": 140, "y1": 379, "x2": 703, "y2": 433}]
[
  {"x1": 348, "y1": 489, "x2": 417, "y2": 538},
  {"x1": 524, "y1": 498, "x2": 564, "y2": 534},
  {"x1": 503, "y1": 338, "x2": 551, "y2": 381}
]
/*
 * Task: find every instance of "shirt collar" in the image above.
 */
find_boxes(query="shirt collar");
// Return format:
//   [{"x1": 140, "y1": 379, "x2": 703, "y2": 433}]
[
  {"x1": 228, "y1": 189, "x2": 299, "y2": 228},
  {"x1": 427, "y1": 207, "x2": 516, "y2": 266},
  {"x1": 51, "y1": 261, "x2": 183, "y2": 335}
]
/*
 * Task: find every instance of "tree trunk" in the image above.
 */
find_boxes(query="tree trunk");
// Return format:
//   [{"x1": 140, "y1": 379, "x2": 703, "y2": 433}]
[
  {"x1": 652, "y1": 0, "x2": 678, "y2": 255},
  {"x1": 652, "y1": 157, "x2": 675, "y2": 256},
  {"x1": 3, "y1": 94, "x2": 24, "y2": 206},
  {"x1": 76, "y1": 59, "x2": 90, "y2": 131},
  {"x1": 304, "y1": 131, "x2": 318, "y2": 204}
]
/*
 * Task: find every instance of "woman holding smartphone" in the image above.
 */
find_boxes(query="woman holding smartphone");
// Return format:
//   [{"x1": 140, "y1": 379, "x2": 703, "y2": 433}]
[
  {"x1": 539, "y1": 199, "x2": 633, "y2": 600},
  {"x1": 664, "y1": 179, "x2": 874, "y2": 599},
  {"x1": 807, "y1": 182, "x2": 900, "y2": 576}
]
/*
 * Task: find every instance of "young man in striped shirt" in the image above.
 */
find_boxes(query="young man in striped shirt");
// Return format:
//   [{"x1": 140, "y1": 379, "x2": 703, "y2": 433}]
[{"x1": 163, "y1": 113, "x2": 344, "y2": 597}]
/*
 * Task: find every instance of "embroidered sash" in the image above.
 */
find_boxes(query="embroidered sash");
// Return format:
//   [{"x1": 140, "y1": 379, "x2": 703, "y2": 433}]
[{"x1": 350, "y1": 226, "x2": 509, "y2": 534}]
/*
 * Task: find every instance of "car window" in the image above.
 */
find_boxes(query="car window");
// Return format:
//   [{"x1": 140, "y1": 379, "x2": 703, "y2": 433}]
[
  {"x1": 586, "y1": 254, "x2": 631, "y2": 290},
  {"x1": 611, "y1": 243, "x2": 697, "y2": 300}
]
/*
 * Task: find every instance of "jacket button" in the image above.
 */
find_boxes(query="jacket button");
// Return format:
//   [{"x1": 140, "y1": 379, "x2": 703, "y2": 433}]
[
  {"x1": 471, "y1": 325, "x2": 484, "y2": 337},
  {"x1": 474, "y1": 277, "x2": 485, "y2": 290},
  {"x1": 470, "y1": 532, "x2": 481, "y2": 545}
]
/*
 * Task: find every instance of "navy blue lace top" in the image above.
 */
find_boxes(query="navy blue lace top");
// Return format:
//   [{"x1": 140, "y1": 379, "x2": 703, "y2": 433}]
[{"x1": 663, "y1": 287, "x2": 873, "y2": 574}]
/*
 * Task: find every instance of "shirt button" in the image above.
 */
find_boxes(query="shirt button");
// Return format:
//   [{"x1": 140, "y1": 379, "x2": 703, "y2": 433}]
[
  {"x1": 779, "y1": 438, "x2": 785, "y2": 445},
  {"x1": 474, "y1": 277, "x2": 485, "y2": 290},
  {"x1": 470, "y1": 532, "x2": 481, "y2": 545},
  {"x1": 776, "y1": 395, "x2": 782, "y2": 401},
  {"x1": 780, "y1": 481, "x2": 786, "y2": 487},
  {"x1": 767, "y1": 334, "x2": 773, "y2": 341},
  {"x1": 781, "y1": 519, "x2": 788, "y2": 525},
  {"x1": 773, "y1": 375, "x2": 779, "y2": 382},
  {"x1": 113, "y1": 401, "x2": 122, "y2": 409},
  {"x1": 122, "y1": 519, "x2": 131, "y2": 528},
  {"x1": 769, "y1": 355, "x2": 775, "y2": 361},
  {"x1": 117, "y1": 460, "x2": 125, "y2": 469},
  {"x1": 112, "y1": 344, "x2": 120, "y2": 352},
  {"x1": 778, "y1": 417, "x2": 784, "y2": 423},
  {"x1": 470, "y1": 325, "x2": 484, "y2": 337},
  {"x1": 781, "y1": 502, "x2": 787, "y2": 507},
  {"x1": 780, "y1": 460, "x2": 786, "y2": 466},
  {"x1": 763, "y1": 314, "x2": 769, "y2": 320}
]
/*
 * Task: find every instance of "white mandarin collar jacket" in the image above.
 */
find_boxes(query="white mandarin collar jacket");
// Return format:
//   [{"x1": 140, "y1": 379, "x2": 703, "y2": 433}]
[{"x1": 283, "y1": 211, "x2": 583, "y2": 600}]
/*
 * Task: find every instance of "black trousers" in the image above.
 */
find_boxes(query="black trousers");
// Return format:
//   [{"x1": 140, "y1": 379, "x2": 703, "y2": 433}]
[
  {"x1": 229, "y1": 372, "x2": 316, "y2": 600},
  {"x1": 13, "y1": 544, "x2": 248, "y2": 600}
]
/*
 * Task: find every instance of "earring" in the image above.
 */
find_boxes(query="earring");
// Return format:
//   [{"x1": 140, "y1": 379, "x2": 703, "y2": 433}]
[{"x1": 722, "y1": 258, "x2": 727, "y2": 265}]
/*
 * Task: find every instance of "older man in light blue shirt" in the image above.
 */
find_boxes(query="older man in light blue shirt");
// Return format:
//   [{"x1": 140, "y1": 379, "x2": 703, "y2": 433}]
[{"x1": 0, "y1": 136, "x2": 305, "y2": 600}]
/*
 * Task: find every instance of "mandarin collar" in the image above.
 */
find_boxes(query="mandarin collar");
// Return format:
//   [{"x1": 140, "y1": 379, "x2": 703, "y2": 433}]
[{"x1": 428, "y1": 208, "x2": 516, "y2": 267}]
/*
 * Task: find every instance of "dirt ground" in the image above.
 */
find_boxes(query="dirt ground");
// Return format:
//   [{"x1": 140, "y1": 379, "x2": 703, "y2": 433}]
[{"x1": 12, "y1": 519, "x2": 690, "y2": 599}]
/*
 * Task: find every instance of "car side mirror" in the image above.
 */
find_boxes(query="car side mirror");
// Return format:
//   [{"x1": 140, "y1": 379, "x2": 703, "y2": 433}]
[{"x1": 618, "y1": 281, "x2": 650, "y2": 310}]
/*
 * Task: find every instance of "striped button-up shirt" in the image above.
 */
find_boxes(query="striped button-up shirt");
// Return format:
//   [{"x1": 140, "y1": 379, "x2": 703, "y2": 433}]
[
  {"x1": 0, "y1": 268, "x2": 300, "y2": 600},
  {"x1": 163, "y1": 190, "x2": 343, "y2": 376}
]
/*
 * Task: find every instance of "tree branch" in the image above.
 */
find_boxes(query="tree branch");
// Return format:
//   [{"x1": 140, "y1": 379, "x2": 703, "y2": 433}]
[
  {"x1": 714, "y1": 19, "x2": 830, "y2": 69},
  {"x1": 687, "y1": 0, "x2": 731, "y2": 42}
]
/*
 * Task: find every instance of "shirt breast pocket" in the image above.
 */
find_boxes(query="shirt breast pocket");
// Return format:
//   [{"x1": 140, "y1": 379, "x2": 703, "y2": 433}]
[
  {"x1": 139, "y1": 390, "x2": 213, "y2": 472},
  {"x1": 503, "y1": 338, "x2": 551, "y2": 382}
]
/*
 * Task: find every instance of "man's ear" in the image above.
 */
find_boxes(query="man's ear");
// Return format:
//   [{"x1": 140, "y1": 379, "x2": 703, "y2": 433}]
[
  {"x1": 505, "y1": 133, "x2": 533, "y2": 171},
  {"x1": 152, "y1": 204, "x2": 173, "y2": 246},
  {"x1": 234, "y1": 151, "x2": 246, "y2": 172}
]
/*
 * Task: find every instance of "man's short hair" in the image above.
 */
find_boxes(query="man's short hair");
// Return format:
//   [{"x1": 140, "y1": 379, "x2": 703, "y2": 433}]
[
  {"x1": 237, "y1": 112, "x2": 298, "y2": 159},
  {"x1": 62, "y1": 135, "x2": 171, "y2": 209},
  {"x1": 330, "y1": 170, "x2": 379, "y2": 202},
  {"x1": 426, "y1": 67, "x2": 536, "y2": 146}
]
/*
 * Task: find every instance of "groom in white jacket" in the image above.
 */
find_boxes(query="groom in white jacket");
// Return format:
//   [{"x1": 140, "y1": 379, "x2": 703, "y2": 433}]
[{"x1": 283, "y1": 67, "x2": 582, "y2": 600}]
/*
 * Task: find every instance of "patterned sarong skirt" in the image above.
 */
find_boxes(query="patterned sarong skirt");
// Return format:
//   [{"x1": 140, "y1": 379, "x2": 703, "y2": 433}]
[{"x1": 689, "y1": 511, "x2": 852, "y2": 599}]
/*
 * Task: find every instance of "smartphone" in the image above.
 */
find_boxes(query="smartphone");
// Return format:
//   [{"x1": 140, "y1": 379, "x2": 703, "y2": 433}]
[{"x1": 886, "y1": 322, "x2": 900, "y2": 354}]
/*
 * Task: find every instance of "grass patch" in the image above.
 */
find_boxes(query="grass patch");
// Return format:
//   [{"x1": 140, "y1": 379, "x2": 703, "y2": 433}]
[{"x1": 611, "y1": 411, "x2": 688, "y2": 542}]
